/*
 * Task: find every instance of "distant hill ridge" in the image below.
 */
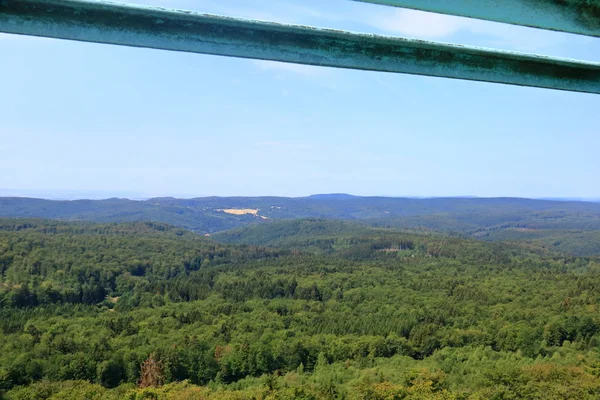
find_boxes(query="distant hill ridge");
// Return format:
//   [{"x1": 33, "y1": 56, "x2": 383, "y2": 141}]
[
  {"x1": 2, "y1": 195, "x2": 600, "y2": 229},
  {"x1": 1, "y1": 195, "x2": 600, "y2": 256}
]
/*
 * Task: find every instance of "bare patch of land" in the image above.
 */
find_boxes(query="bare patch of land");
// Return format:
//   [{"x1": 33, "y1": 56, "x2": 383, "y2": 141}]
[{"x1": 217, "y1": 209, "x2": 259, "y2": 216}]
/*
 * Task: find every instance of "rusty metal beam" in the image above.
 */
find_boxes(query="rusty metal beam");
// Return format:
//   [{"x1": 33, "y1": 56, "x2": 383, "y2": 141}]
[
  {"x1": 1, "y1": 0, "x2": 600, "y2": 94},
  {"x1": 354, "y1": 0, "x2": 600, "y2": 37}
]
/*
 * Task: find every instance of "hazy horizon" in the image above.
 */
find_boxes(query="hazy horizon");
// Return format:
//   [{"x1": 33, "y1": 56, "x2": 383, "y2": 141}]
[{"x1": 1, "y1": 188, "x2": 599, "y2": 203}]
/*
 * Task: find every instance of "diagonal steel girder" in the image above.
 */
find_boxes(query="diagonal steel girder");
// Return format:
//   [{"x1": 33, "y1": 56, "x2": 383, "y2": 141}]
[
  {"x1": 354, "y1": 0, "x2": 600, "y2": 38},
  {"x1": 1, "y1": 0, "x2": 600, "y2": 94}
]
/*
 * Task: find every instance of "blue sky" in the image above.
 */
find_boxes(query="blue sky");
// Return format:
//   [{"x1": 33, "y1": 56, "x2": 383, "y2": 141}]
[{"x1": 1, "y1": 0, "x2": 599, "y2": 199}]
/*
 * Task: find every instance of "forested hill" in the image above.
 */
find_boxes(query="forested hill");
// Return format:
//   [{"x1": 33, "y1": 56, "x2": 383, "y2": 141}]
[
  {"x1": 2, "y1": 195, "x2": 600, "y2": 241},
  {"x1": 2, "y1": 218, "x2": 600, "y2": 398},
  {"x1": 0, "y1": 219, "x2": 286, "y2": 310},
  {"x1": 212, "y1": 219, "x2": 377, "y2": 248},
  {"x1": 3, "y1": 196, "x2": 600, "y2": 226},
  {"x1": 212, "y1": 218, "x2": 600, "y2": 257}
]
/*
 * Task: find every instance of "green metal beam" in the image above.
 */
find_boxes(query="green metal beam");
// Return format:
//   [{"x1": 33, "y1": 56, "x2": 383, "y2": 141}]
[
  {"x1": 354, "y1": 0, "x2": 600, "y2": 37},
  {"x1": 1, "y1": 0, "x2": 600, "y2": 94}
]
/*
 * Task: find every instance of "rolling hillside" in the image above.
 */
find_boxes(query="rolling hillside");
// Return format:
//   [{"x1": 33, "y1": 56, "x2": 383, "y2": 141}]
[
  {"x1": 3, "y1": 195, "x2": 599, "y2": 255},
  {"x1": 1, "y1": 219, "x2": 600, "y2": 398},
  {"x1": 2, "y1": 195, "x2": 600, "y2": 232}
]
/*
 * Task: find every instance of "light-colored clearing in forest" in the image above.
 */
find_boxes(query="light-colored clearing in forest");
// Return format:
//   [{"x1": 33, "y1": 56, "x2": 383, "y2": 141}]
[{"x1": 218, "y1": 209, "x2": 259, "y2": 215}]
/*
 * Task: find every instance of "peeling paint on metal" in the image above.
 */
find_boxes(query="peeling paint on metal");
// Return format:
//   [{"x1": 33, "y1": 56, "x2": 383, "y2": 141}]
[{"x1": 1, "y1": 0, "x2": 599, "y2": 93}]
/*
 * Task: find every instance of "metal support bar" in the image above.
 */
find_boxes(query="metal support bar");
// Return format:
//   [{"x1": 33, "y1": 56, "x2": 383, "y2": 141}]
[
  {"x1": 354, "y1": 0, "x2": 600, "y2": 37},
  {"x1": 1, "y1": 0, "x2": 600, "y2": 93}
]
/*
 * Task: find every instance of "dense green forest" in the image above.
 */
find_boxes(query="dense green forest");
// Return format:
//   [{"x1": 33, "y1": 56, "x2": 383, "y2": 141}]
[
  {"x1": 1, "y1": 218, "x2": 600, "y2": 399},
  {"x1": 2, "y1": 196, "x2": 600, "y2": 256},
  {"x1": 475, "y1": 228, "x2": 600, "y2": 257},
  {"x1": 214, "y1": 218, "x2": 600, "y2": 258}
]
